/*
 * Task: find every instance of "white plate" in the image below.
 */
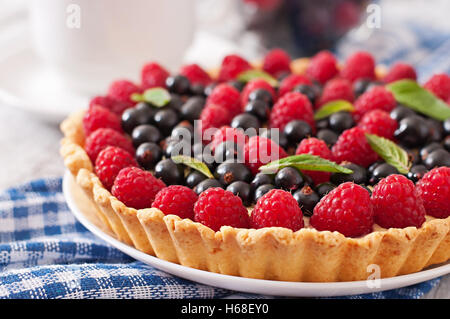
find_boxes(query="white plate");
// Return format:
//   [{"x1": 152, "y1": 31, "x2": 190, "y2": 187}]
[
  {"x1": 0, "y1": 45, "x2": 89, "y2": 123},
  {"x1": 62, "y1": 171, "x2": 450, "y2": 297}
]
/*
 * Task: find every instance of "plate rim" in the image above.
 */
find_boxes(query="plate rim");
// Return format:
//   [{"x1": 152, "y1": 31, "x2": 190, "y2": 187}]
[{"x1": 62, "y1": 170, "x2": 450, "y2": 297}]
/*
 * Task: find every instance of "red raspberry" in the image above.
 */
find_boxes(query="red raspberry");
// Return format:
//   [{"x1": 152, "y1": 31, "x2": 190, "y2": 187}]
[
  {"x1": 107, "y1": 79, "x2": 140, "y2": 104},
  {"x1": 141, "y1": 62, "x2": 170, "y2": 89},
  {"x1": 95, "y1": 146, "x2": 138, "y2": 190},
  {"x1": 262, "y1": 48, "x2": 291, "y2": 78},
  {"x1": 372, "y1": 174, "x2": 426, "y2": 228},
  {"x1": 152, "y1": 185, "x2": 198, "y2": 220},
  {"x1": 383, "y1": 62, "x2": 417, "y2": 84},
  {"x1": 278, "y1": 74, "x2": 312, "y2": 97},
  {"x1": 193, "y1": 187, "x2": 250, "y2": 231},
  {"x1": 251, "y1": 189, "x2": 304, "y2": 231},
  {"x1": 89, "y1": 96, "x2": 132, "y2": 116},
  {"x1": 306, "y1": 50, "x2": 339, "y2": 84},
  {"x1": 198, "y1": 104, "x2": 232, "y2": 143},
  {"x1": 84, "y1": 128, "x2": 135, "y2": 163},
  {"x1": 357, "y1": 109, "x2": 398, "y2": 140},
  {"x1": 82, "y1": 105, "x2": 122, "y2": 136},
  {"x1": 353, "y1": 86, "x2": 397, "y2": 121},
  {"x1": 316, "y1": 78, "x2": 354, "y2": 108},
  {"x1": 331, "y1": 127, "x2": 379, "y2": 168},
  {"x1": 269, "y1": 92, "x2": 315, "y2": 132},
  {"x1": 179, "y1": 63, "x2": 212, "y2": 86},
  {"x1": 311, "y1": 182, "x2": 374, "y2": 237},
  {"x1": 416, "y1": 167, "x2": 450, "y2": 218},
  {"x1": 340, "y1": 51, "x2": 376, "y2": 83},
  {"x1": 244, "y1": 136, "x2": 287, "y2": 175},
  {"x1": 295, "y1": 138, "x2": 334, "y2": 185},
  {"x1": 218, "y1": 54, "x2": 252, "y2": 82},
  {"x1": 210, "y1": 126, "x2": 248, "y2": 151},
  {"x1": 206, "y1": 83, "x2": 241, "y2": 117},
  {"x1": 112, "y1": 167, "x2": 166, "y2": 209},
  {"x1": 240, "y1": 79, "x2": 276, "y2": 107},
  {"x1": 423, "y1": 73, "x2": 450, "y2": 101}
]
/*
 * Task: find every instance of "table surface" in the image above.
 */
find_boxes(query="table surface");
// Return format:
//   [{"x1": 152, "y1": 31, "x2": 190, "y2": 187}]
[{"x1": 0, "y1": 103, "x2": 448, "y2": 299}]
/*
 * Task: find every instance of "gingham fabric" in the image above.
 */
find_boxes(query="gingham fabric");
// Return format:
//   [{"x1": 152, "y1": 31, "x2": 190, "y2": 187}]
[{"x1": 0, "y1": 178, "x2": 445, "y2": 299}]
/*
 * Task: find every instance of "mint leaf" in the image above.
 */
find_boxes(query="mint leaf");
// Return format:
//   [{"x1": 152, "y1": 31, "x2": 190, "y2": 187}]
[
  {"x1": 259, "y1": 154, "x2": 353, "y2": 174},
  {"x1": 314, "y1": 100, "x2": 355, "y2": 120},
  {"x1": 171, "y1": 155, "x2": 214, "y2": 178},
  {"x1": 132, "y1": 88, "x2": 171, "y2": 107},
  {"x1": 386, "y1": 79, "x2": 450, "y2": 121},
  {"x1": 365, "y1": 133, "x2": 411, "y2": 174},
  {"x1": 237, "y1": 69, "x2": 278, "y2": 87}
]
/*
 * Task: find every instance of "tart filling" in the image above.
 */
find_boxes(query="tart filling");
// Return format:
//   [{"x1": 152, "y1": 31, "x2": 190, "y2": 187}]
[{"x1": 61, "y1": 52, "x2": 450, "y2": 282}]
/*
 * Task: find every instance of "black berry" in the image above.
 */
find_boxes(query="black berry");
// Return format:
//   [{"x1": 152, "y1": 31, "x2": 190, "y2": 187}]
[
  {"x1": 420, "y1": 142, "x2": 443, "y2": 162},
  {"x1": 330, "y1": 162, "x2": 367, "y2": 185},
  {"x1": 316, "y1": 182, "x2": 336, "y2": 198},
  {"x1": 214, "y1": 141, "x2": 243, "y2": 163},
  {"x1": 254, "y1": 184, "x2": 275, "y2": 202},
  {"x1": 186, "y1": 170, "x2": 207, "y2": 188},
  {"x1": 226, "y1": 181, "x2": 252, "y2": 206},
  {"x1": 283, "y1": 120, "x2": 312, "y2": 145},
  {"x1": 228, "y1": 80, "x2": 246, "y2": 92},
  {"x1": 423, "y1": 149, "x2": 450, "y2": 169},
  {"x1": 131, "y1": 124, "x2": 162, "y2": 148},
  {"x1": 121, "y1": 103, "x2": 154, "y2": 134},
  {"x1": 293, "y1": 84, "x2": 317, "y2": 104},
  {"x1": 316, "y1": 129, "x2": 338, "y2": 147},
  {"x1": 194, "y1": 179, "x2": 223, "y2": 195},
  {"x1": 214, "y1": 162, "x2": 252, "y2": 186},
  {"x1": 389, "y1": 105, "x2": 416, "y2": 122},
  {"x1": 394, "y1": 115, "x2": 429, "y2": 148},
  {"x1": 274, "y1": 167, "x2": 304, "y2": 191},
  {"x1": 248, "y1": 88, "x2": 273, "y2": 105},
  {"x1": 154, "y1": 159, "x2": 184, "y2": 185},
  {"x1": 154, "y1": 109, "x2": 179, "y2": 136},
  {"x1": 328, "y1": 111, "x2": 355, "y2": 134},
  {"x1": 180, "y1": 96, "x2": 205, "y2": 123},
  {"x1": 407, "y1": 165, "x2": 428, "y2": 183},
  {"x1": 251, "y1": 173, "x2": 274, "y2": 190},
  {"x1": 244, "y1": 100, "x2": 269, "y2": 121},
  {"x1": 368, "y1": 163, "x2": 399, "y2": 185},
  {"x1": 166, "y1": 75, "x2": 190, "y2": 95},
  {"x1": 135, "y1": 142, "x2": 162, "y2": 170},
  {"x1": 293, "y1": 186, "x2": 319, "y2": 216},
  {"x1": 231, "y1": 113, "x2": 260, "y2": 133}
]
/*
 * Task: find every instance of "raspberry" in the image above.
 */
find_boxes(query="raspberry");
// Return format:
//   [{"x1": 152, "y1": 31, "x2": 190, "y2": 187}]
[
  {"x1": 251, "y1": 189, "x2": 304, "y2": 231},
  {"x1": 340, "y1": 51, "x2": 376, "y2": 83},
  {"x1": 316, "y1": 78, "x2": 354, "y2": 108},
  {"x1": 210, "y1": 126, "x2": 248, "y2": 151},
  {"x1": 383, "y1": 62, "x2": 417, "y2": 84},
  {"x1": 269, "y1": 92, "x2": 315, "y2": 132},
  {"x1": 310, "y1": 182, "x2": 374, "y2": 237},
  {"x1": 82, "y1": 105, "x2": 122, "y2": 136},
  {"x1": 331, "y1": 127, "x2": 379, "y2": 168},
  {"x1": 89, "y1": 96, "x2": 132, "y2": 116},
  {"x1": 353, "y1": 86, "x2": 397, "y2": 121},
  {"x1": 278, "y1": 74, "x2": 312, "y2": 97},
  {"x1": 423, "y1": 73, "x2": 450, "y2": 101},
  {"x1": 244, "y1": 136, "x2": 287, "y2": 175},
  {"x1": 193, "y1": 187, "x2": 250, "y2": 231},
  {"x1": 357, "y1": 109, "x2": 398, "y2": 140},
  {"x1": 141, "y1": 62, "x2": 170, "y2": 89},
  {"x1": 295, "y1": 138, "x2": 334, "y2": 185},
  {"x1": 179, "y1": 63, "x2": 212, "y2": 86},
  {"x1": 262, "y1": 48, "x2": 291, "y2": 78},
  {"x1": 206, "y1": 83, "x2": 241, "y2": 117},
  {"x1": 112, "y1": 167, "x2": 166, "y2": 209},
  {"x1": 416, "y1": 167, "x2": 450, "y2": 218},
  {"x1": 107, "y1": 79, "x2": 140, "y2": 104},
  {"x1": 152, "y1": 185, "x2": 198, "y2": 219},
  {"x1": 306, "y1": 50, "x2": 339, "y2": 84},
  {"x1": 95, "y1": 146, "x2": 138, "y2": 190},
  {"x1": 218, "y1": 54, "x2": 252, "y2": 82},
  {"x1": 198, "y1": 104, "x2": 232, "y2": 142},
  {"x1": 84, "y1": 128, "x2": 135, "y2": 163},
  {"x1": 372, "y1": 174, "x2": 426, "y2": 228},
  {"x1": 240, "y1": 79, "x2": 276, "y2": 107}
]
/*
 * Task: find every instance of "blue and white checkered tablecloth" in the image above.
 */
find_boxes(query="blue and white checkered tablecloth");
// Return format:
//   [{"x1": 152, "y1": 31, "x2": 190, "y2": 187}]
[{"x1": 0, "y1": 178, "x2": 444, "y2": 299}]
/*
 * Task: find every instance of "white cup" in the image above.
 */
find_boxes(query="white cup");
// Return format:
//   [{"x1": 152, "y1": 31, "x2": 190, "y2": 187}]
[{"x1": 28, "y1": 0, "x2": 196, "y2": 94}]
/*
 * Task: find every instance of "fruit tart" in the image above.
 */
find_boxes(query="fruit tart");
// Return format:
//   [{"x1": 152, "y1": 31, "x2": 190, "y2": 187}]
[{"x1": 61, "y1": 49, "x2": 450, "y2": 282}]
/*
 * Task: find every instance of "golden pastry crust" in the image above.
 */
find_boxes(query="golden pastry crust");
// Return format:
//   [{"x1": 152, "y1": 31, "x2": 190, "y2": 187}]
[{"x1": 60, "y1": 59, "x2": 450, "y2": 282}]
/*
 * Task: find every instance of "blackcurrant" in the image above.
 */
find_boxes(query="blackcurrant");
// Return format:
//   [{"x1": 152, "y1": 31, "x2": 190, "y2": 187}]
[
  {"x1": 274, "y1": 167, "x2": 304, "y2": 191},
  {"x1": 394, "y1": 115, "x2": 429, "y2": 148},
  {"x1": 244, "y1": 100, "x2": 269, "y2": 121},
  {"x1": 131, "y1": 124, "x2": 162, "y2": 148},
  {"x1": 194, "y1": 179, "x2": 223, "y2": 195},
  {"x1": 135, "y1": 142, "x2": 162, "y2": 170},
  {"x1": 283, "y1": 120, "x2": 312, "y2": 145},
  {"x1": 328, "y1": 112, "x2": 355, "y2": 134},
  {"x1": 369, "y1": 163, "x2": 399, "y2": 185},
  {"x1": 180, "y1": 96, "x2": 205, "y2": 123},
  {"x1": 214, "y1": 162, "x2": 252, "y2": 186},
  {"x1": 423, "y1": 149, "x2": 450, "y2": 169},
  {"x1": 407, "y1": 165, "x2": 428, "y2": 183},
  {"x1": 250, "y1": 173, "x2": 274, "y2": 190},
  {"x1": 330, "y1": 162, "x2": 367, "y2": 185},
  {"x1": 293, "y1": 186, "x2": 320, "y2": 217},
  {"x1": 226, "y1": 181, "x2": 252, "y2": 206},
  {"x1": 254, "y1": 184, "x2": 275, "y2": 202},
  {"x1": 166, "y1": 75, "x2": 190, "y2": 95},
  {"x1": 186, "y1": 170, "x2": 207, "y2": 188},
  {"x1": 154, "y1": 159, "x2": 184, "y2": 185},
  {"x1": 154, "y1": 109, "x2": 179, "y2": 136}
]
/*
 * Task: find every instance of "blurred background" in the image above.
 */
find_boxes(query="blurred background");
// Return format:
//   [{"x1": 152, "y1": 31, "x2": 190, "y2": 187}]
[{"x1": 0, "y1": 0, "x2": 450, "y2": 190}]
